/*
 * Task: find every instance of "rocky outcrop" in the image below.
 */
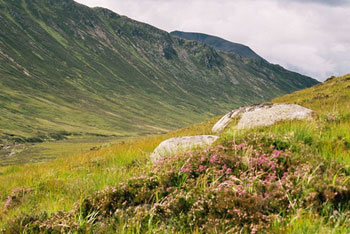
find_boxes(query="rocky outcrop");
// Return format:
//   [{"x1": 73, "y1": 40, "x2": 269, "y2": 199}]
[
  {"x1": 150, "y1": 103, "x2": 313, "y2": 162},
  {"x1": 212, "y1": 103, "x2": 314, "y2": 133},
  {"x1": 150, "y1": 135, "x2": 219, "y2": 162}
]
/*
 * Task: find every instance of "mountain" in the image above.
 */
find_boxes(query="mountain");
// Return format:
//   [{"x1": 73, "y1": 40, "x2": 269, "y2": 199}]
[
  {"x1": 171, "y1": 30, "x2": 262, "y2": 60},
  {"x1": 0, "y1": 0, "x2": 318, "y2": 145}
]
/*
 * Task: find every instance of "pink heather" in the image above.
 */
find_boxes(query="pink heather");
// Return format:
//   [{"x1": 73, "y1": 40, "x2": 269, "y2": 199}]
[
  {"x1": 210, "y1": 154, "x2": 218, "y2": 164},
  {"x1": 199, "y1": 165, "x2": 207, "y2": 172},
  {"x1": 4, "y1": 197, "x2": 11, "y2": 209},
  {"x1": 216, "y1": 169, "x2": 224, "y2": 174},
  {"x1": 217, "y1": 145, "x2": 226, "y2": 150},
  {"x1": 272, "y1": 150, "x2": 283, "y2": 158}
]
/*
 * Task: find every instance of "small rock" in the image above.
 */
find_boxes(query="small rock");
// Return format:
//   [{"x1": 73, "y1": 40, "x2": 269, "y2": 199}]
[
  {"x1": 212, "y1": 103, "x2": 314, "y2": 133},
  {"x1": 150, "y1": 135, "x2": 219, "y2": 162}
]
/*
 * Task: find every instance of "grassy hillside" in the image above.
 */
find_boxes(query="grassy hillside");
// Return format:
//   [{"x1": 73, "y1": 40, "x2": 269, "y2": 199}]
[
  {"x1": 272, "y1": 74, "x2": 350, "y2": 164},
  {"x1": 0, "y1": 117, "x2": 220, "y2": 230},
  {"x1": 0, "y1": 74, "x2": 348, "y2": 233},
  {"x1": 0, "y1": 0, "x2": 318, "y2": 155}
]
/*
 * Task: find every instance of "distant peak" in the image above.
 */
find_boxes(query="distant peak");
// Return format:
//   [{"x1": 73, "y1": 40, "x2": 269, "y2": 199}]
[{"x1": 170, "y1": 31, "x2": 262, "y2": 60}]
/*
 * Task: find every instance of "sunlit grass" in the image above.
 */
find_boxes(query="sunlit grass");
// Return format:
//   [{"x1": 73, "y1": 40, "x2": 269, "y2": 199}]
[
  {"x1": 271, "y1": 210, "x2": 350, "y2": 234},
  {"x1": 0, "y1": 74, "x2": 349, "y2": 232},
  {"x1": 0, "y1": 117, "x2": 218, "y2": 226}
]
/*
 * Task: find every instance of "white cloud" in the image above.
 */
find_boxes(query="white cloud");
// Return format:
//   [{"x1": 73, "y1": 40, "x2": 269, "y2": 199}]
[{"x1": 75, "y1": 0, "x2": 350, "y2": 81}]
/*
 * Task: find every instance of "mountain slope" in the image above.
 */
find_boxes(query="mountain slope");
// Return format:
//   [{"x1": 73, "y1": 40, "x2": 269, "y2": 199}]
[
  {"x1": 0, "y1": 0, "x2": 318, "y2": 145},
  {"x1": 171, "y1": 30, "x2": 262, "y2": 59},
  {"x1": 1, "y1": 74, "x2": 349, "y2": 233}
]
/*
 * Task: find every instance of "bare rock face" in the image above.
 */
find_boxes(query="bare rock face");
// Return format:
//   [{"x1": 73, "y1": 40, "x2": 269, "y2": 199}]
[
  {"x1": 150, "y1": 135, "x2": 219, "y2": 162},
  {"x1": 212, "y1": 103, "x2": 314, "y2": 133}
]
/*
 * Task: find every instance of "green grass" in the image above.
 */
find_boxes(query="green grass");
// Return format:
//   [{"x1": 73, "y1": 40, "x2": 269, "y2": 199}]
[
  {"x1": 0, "y1": 117, "x2": 219, "y2": 228},
  {"x1": 0, "y1": 75, "x2": 348, "y2": 232},
  {"x1": 0, "y1": 136, "x2": 129, "y2": 166},
  {"x1": 270, "y1": 211, "x2": 350, "y2": 234},
  {"x1": 272, "y1": 74, "x2": 350, "y2": 164}
]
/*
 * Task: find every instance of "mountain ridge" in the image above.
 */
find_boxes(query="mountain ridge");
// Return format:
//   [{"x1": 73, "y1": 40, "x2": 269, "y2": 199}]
[
  {"x1": 0, "y1": 0, "x2": 318, "y2": 147},
  {"x1": 171, "y1": 30, "x2": 263, "y2": 60}
]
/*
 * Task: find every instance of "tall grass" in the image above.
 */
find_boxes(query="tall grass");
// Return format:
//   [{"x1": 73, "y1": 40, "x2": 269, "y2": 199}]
[
  {"x1": 0, "y1": 118, "x2": 218, "y2": 226},
  {"x1": 0, "y1": 74, "x2": 349, "y2": 232}
]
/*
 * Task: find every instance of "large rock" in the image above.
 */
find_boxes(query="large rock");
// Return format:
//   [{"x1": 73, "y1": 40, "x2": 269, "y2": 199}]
[
  {"x1": 150, "y1": 135, "x2": 219, "y2": 162},
  {"x1": 212, "y1": 103, "x2": 313, "y2": 133}
]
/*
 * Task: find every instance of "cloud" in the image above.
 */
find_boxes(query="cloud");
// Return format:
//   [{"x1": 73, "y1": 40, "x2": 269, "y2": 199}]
[
  {"x1": 285, "y1": 0, "x2": 350, "y2": 6},
  {"x1": 75, "y1": 0, "x2": 350, "y2": 81}
]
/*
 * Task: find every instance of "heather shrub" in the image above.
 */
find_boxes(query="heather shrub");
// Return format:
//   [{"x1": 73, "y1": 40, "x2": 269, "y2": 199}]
[
  {"x1": 2, "y1": 187, "x2": 33, "y2": 212},
  {"x1": 5, "y1": 134, "x2": 350, "y2": 233}
]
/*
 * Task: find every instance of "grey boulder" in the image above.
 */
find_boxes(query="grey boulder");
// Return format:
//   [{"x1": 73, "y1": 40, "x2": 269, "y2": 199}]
[
  {"x1": 150, "y1": 135, "x2": 219, "y2": 162},
  {"x1": 212, "y1": 103, "x2": 314, "y2": 133}
]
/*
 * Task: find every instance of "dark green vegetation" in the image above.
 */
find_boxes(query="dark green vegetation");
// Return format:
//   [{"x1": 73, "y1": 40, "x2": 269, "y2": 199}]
[
  {"x1": 0, "y1": 0, "x2": 318, "y2": 164},
  {"x1": 171, "y1": 31, "x2": 262, "y2": 60},
  {"x1": 1, "y1": 74, "x2": 349, "y2": 233}
]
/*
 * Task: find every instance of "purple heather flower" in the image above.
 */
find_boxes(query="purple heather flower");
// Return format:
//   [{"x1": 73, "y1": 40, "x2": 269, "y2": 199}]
[
  {"x1": 4, "y1": 197, "x2": 11, "y2": 209},
  {"x1": 210, "y1": 154, "x2": 218, "y2": 164},
  {"x1": 217, "y1": 145, "x2": 226, "y2": 150},
  {"x1": 272, "y1": 150, "x2": 283, "y2": 158}
]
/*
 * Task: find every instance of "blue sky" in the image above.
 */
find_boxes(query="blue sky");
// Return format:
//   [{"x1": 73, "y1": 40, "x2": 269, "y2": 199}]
[{"x1": 76, "y1": 0, "x2": 350, "y2": 81}]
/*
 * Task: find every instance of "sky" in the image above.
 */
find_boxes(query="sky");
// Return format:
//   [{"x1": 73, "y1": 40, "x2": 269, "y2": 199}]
[{"x1": 75, "y1": 0, "x2": 350, "y2": 81}]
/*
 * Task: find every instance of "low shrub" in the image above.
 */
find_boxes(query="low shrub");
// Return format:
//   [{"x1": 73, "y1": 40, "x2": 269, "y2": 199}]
[{"x1": 4, "y1": 135, "x2": 350, "y2": 233}]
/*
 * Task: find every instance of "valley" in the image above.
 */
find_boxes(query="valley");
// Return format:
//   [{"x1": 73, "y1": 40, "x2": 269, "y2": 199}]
[
  {"x1": 0, "y1": 136, "x2": 126, "y2": 166},
  {"x1": 2, "y1": 0, "x2": 349, "y2": 233},
  {"x1": 0, "y1": 0, "x2": 318, "y2": 166},
  {"x1": 0, "y1": 74, "x2": 348, "y2": 233}
]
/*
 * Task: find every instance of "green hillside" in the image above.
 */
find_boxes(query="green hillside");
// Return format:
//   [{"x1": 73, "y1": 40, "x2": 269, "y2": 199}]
[
  {"x1": 0, "y1": 0, "x2": 318, "y2": 149},
  {"x1": 0, "y1": 74, "x2": 349, "y2": 233}
]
